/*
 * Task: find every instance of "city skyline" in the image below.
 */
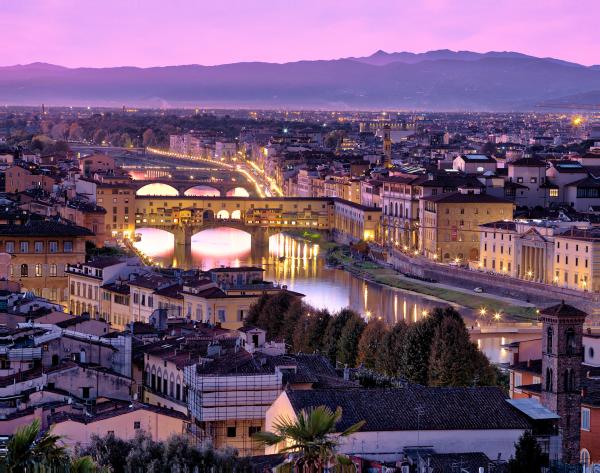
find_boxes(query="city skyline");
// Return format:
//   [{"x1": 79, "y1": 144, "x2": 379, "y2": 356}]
[{"x1": 2, "y1": 0, "x2": 599, "y2": 68}]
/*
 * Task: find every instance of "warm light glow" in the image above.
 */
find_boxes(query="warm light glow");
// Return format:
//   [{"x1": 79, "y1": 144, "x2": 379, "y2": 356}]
[
  {"x1": 136, "y1": 183, "x2": 179, "y2": 196},
  {"x1": 191, "y1": 227, "x2": 252, "y2": 268},
  {"x1": 479, "y1": 307, "x2": 487, "y2": 316},
  {"x1": 226, "y1": 187, "x2": 250, "y2": 197},
  {"x1": 133, "y1": 228, "x2": 175, "y2": 258},
  {"x1": 184, "y1": 185, "x2": 220, "y2": 197}
]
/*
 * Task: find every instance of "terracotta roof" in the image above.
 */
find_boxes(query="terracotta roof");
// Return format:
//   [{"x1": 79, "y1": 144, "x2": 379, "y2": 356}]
[{"x1": 286, "y1": 386, "x2": 530, "y2": 432}]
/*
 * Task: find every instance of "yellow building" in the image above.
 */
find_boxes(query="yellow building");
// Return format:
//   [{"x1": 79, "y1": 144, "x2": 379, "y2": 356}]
[
  {"x1": 97, "y1": 182, "x2": 136, "y2": 240},
  {"x1": 420, "y1": 191, "x2": 514, "y2": 262},
  {"x1": 332, "y1": 199, "x2": 380, "y2": 244},
  {"x1": 554, "y1": 227, "x2": 600, "y2": 292},
  {"x1": 0, "y1": 220, "x2": 92, "y2": 305}
]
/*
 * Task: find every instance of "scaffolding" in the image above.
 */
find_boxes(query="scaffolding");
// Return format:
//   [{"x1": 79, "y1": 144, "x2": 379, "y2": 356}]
[{"x1": 184, "y1": 363, "x2": 283, "y2": 455}]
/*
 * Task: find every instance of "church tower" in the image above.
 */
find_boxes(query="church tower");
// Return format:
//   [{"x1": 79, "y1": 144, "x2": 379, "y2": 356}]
[
  {"x1": 540, "y1": 302, "x2": 586, "y2": 464},
  {"x1": 382, "y1": 124, "x2": 392, "y2": 168}
]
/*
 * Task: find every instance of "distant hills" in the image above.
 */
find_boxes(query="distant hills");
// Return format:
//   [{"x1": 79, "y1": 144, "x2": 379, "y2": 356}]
[{"x1": 1, "y1": 50, "x2": 600, "y2": 110}]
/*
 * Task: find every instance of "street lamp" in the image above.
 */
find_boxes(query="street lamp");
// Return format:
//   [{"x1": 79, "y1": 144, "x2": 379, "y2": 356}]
[{"x1": 479, "y1": 307, "x2": 487, "y2": 317}]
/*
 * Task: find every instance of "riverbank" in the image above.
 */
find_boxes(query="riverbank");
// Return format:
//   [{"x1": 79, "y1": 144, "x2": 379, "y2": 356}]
[{"x1": 325, "y1": 245, "x2": 537, "y2": 321}]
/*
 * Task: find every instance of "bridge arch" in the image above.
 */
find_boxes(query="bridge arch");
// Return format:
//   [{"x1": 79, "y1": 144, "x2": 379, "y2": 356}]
[
  {"x1": 226, "y1": 187, "x2": 250, "y2": 197},
  {"x1": 132, "y1": 227, "x2": 175, "y2": 258},
  {"x1": 203, "y1": 209, "x2": 215, "y2": 220},
  {"x1": 136, "y1": 183, "x2": 179, "y2": 197},
  {"x1": 184, "y1": 185, "x2": 221, "y2": 197},
  {"x1": 216, "y1": 209, "x2": 230, "y2": 220},
  {"x1": 231, "y1": 209, "x2": 242, "y2": 220}
]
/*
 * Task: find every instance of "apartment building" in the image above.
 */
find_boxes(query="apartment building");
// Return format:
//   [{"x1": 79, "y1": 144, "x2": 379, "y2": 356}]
[
  {"x1": 420, "y1": 189, "x2": 514, "y2": 262},
  {"x1": 96, "y1": 181, "x2": 136, "y2": 240},
  {"x1": 554, "y1": 227, "x2": 600, "y2": 292},
  {"x1": 0, "y1": 220, "x2": 92, "y2": 304},
  {"x1": 67, "y1": 257, "x2": 140, "y2": 318}
]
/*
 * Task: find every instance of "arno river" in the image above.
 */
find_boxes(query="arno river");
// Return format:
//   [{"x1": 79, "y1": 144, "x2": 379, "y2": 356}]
[{"x1": 134, "y1": 227, "x2": 533, "y2": 363}]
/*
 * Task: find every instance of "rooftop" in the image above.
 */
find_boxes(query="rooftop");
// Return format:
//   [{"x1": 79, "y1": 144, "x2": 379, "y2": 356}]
[{"x1": 286, "y1": 386, "x2": 530, "y2": 432}]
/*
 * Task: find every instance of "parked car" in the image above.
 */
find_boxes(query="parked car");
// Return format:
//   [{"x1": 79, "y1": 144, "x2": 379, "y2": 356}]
[{"x1": 474, "y1": 287, "x2": 484, "y2": 293}]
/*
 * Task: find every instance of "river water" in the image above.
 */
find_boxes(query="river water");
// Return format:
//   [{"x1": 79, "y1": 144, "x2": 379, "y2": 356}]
[{"x1": 134, "y1": 227, "x2": 533, "y2": 363}]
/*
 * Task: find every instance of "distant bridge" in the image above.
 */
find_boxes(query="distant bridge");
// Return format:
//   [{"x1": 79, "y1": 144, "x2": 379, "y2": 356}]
[{"x1": 133, "y1": 195, "x2": 381, "y2": 246}]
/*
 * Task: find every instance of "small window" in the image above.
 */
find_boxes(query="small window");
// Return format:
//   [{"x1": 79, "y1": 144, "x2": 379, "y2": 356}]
[
  {"x1": 82, "y1": 387, "x2": 90, "y2": 399},
  {"x1": 34, "y1": 241, "x2": 43, "y2": 253},
  {"x1": 249, "y1": 426, "x2": 261, "y2": 437},
  {"x1": 582, "y1": 408, "x2": 591, "y2": 431},
  {"x1": 49, "y1": 241, "x2": 58, "y2": 253},
  {"x1": 589, "y1": 347, "x2": 595, "y2": 359},
  {"x1": 5, "y1": 241, "x2": 14, "y2": 253},
  {"x1": 227, "y1": 426, "x2": 237, "y2": 438},
  {"x1": 134, "y1": 421, "x2": 141, "y2": 430},
  {"x1": 64, "y1": 241, "x2": 73, "y2": 253}
]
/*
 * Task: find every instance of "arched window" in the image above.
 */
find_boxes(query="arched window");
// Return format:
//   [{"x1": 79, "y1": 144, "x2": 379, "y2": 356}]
[
  {"x1": 581, "y1": 448, "x2": 590, "y2": 470},
  {"x1": 547, "y1": 327, "x2": 554, "y2": 354},
  {"x1": 156, "y1": 369, "x2": 162, "y2": 394},
  {"x1": 566, "y1": 328, "x2": 576, "y2": 355},
  {"x1": 546, "y1": 367, "x2": 553, "y2": 392},
  {"x1": 20, "y1": 264, "x2": 28, "y2": 277}
]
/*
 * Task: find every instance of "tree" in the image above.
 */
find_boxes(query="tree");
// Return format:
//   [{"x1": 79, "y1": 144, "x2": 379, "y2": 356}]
[
  {"x1": 69, "y1": 123, "x2": 84, "y2": 141},
  {"x1": 292, "y1": 308, "x2": 331, "y2": 353},
  {"x1": 70, "y1": 456, "x2": 99, "y2": 473},
  {"x1": 4, "y1": 418, "x2": 67, "y2": 472},
  {"x1": 336, "y1": 312, "x2": 366, "y2": 367},
  {"x1": 399, "y1": 307, "x2": 462, "y2": 384},
  {"x1": 280, "y1": 298, "x2": 304, "y2": 346},
  {"x1": 376, "y1": 321, "x2": 408, "y2": 376},
  {"x1": 321, "y1": 308, "x2": 357, "y2": 364},
  {"x1": 246, "y1": 292, "x2": 300, "y2": 340},
  {"x1": 508, "y1": 431, "x2": 546, "y2": 473},
  {"x1": 356, "y1": 319, "x2": 388, "y2": 369},
  {"x1": 254, "y1": 405, "x2": 364, "y2": 473},
  {"x1": 125, "y1": 430, "x2": 165, "y2": 473},
  {"x1": 428, "y1": 316, "x2": 497, "y2": 387},
  {"x1": 81, "y1": 432, "x2": 131, "y2": 473},
  {"x1": 142, "y1": 128, "x2": 156, "y2": 147}
]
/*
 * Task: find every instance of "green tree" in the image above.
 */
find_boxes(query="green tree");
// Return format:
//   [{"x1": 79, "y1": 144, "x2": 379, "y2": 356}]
[
  {"x1": 70, "y1": 456, "x2": 99, "y2": 473},
  {"x1": 321, "y1": 309, "x2": 357, "y2": 364},
  {"x1": 81, "y1": 432, "x2": 130, "y2": 473},
  {"x1": 508, "y1": 431, "x2": 546, "y2": 473},
  {"x1": 428, "y1": 316, "x2": 496, "y2": 387},
  {"x1": 399, "y1": 307, "x2": 462, "y2": 384},
  {"x1": 376, "y1": 321, "x2": 408, "y2": 376},
  {"x1": 125, "y1": 431, "x2": 165, "y2": 473},
  {"x1": 292, "y1": 308, "x2": 331, "y2": 353},
  {"x1": 246, "y1": 292, "x2": 300, "y2": 340},
  {"x1": 4, "y1": 418, "x2": 67, "y2": 472},
  {"x1": 356, "y1": 319, "x2": 388, "y2": 369},
  {"x1": 336, "y1": 312, "x2": 366, "y2": 367},
  {"x1": 280, "y1": 298, "x2": 305, "y2": 346},
  {"x1": 254, "y1": 406, "x2": 364, "y2": 473}
]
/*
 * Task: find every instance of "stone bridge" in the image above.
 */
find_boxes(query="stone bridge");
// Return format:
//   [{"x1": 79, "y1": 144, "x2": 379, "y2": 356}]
[{"x1": 133, "y1": 196, "x2": 381, "y2": 247}]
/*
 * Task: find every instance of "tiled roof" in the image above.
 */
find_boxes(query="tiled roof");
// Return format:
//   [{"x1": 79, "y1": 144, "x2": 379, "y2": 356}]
[
  {"x1": 421, "y1": 192, "x2": 512, "y2": 205},
  {"x1": 509, "y1": 157, "x2": 547, "y2": 167},
  {"x1": 539, "y1": 302, "x2": 588, "y2": 319},
  {"x1": 479, "y1": 221, "x2": 517, "y2": 231},
  {"x1": 0, "y1": 220, "x2": 93, "y2": 237},
  {"x1": 286, "y1": 386, "x2": 530, "y2": 432},
  {"x1": 509, "y1": 359, "x2": 542, "y2": 376}
]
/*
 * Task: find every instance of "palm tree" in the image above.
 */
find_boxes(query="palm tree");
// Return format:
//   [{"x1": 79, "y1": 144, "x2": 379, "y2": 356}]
[
  {"x1": 70, "y1": 456, "x2": 99, "y2": 473},
  {"x1": 4, "y1": 418, "x2": 67, "y2": 472},
  {"x1": 253, "y1": 405, "x2": 364, "y2": 473}
]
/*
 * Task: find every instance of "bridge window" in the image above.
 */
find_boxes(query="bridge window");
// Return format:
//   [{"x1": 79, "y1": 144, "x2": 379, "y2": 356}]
[{"x1": 217, "y1": 210, "x2": 230, "y2": 219}]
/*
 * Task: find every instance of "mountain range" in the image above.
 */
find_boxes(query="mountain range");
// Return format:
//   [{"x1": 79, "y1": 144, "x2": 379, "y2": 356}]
[{"x1": 1, "y1": 50, "x2": 600, "y2": 111}]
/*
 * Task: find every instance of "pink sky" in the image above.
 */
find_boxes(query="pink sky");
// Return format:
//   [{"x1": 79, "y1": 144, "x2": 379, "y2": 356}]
[{"x1": 2, "y1": 0, "x2": 598, "y2": 67}]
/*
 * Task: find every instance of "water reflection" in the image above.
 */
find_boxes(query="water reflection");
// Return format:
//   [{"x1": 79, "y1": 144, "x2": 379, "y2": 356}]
[{"x1": 133, "y1": 229, "x2": 511, "y2": 362}]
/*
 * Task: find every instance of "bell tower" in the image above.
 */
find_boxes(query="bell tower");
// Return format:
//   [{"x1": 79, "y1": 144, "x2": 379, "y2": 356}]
[
  {"x1": 540, "y1": 302, "x2": 586, "y2": 464},
  {"x1": 382, "y1": 124, "x2": 392, "y2": 168}
]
